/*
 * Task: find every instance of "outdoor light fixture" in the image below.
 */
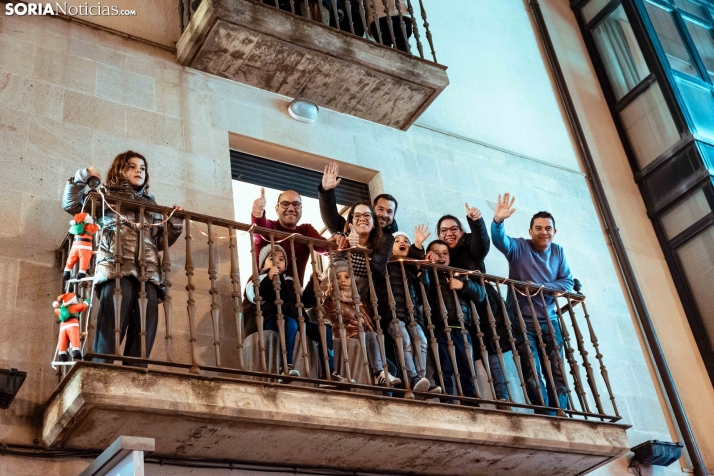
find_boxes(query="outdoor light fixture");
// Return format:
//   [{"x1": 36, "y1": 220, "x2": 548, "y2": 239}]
[
  {"x1": 0, "y1": 368, "x2": 27, "y2": 409},
  {"x1": 629, "y1": 440, "x2": 683, "y2": 474},
  {"x1": 288, "y1": 98, "x2": 319, "y2": 124}
]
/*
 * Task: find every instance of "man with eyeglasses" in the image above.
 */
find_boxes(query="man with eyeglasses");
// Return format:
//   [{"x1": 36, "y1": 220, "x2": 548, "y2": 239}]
[
  {"x1": 252, "y1": 188, "x2": 348, "y2": 283},
  {"x1": 319, "y1": 162, "x2": 426, "y2": 259}
]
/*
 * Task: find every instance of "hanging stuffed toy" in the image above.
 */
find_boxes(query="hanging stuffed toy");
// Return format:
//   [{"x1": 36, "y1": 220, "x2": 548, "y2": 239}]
[
  {"x1": 53, "y1": 293, "x2": 89, "y2": 362},
  {"x1": 63, "y1": 212, "x2": 100, "y2": 281}
]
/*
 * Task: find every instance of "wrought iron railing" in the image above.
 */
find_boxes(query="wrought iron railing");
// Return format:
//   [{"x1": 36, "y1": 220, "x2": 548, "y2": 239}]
[
  {"x1": 179, "y1": 0, "x2": 438, "y2": 63},
  {"x1": 57, "y1": 191, "x2": 620, "y2": 422}
]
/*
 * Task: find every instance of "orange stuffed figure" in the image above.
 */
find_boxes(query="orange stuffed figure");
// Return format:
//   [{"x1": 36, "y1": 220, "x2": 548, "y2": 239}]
[
  {"x1": 53, "y1": 293, "x2": 89, "y2": 362},
  {"x1": 63, "y1": 212, "x2": 100, "y2": 281}
]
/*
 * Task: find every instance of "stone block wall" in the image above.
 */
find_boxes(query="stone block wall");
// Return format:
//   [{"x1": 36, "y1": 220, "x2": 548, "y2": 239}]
[{"x1": 0, "y1": 9, "x2": 682, "y2": 476}]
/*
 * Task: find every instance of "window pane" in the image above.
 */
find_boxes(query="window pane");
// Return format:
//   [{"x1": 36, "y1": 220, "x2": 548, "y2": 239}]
[
  {"x1": 645, "y1": 1, "x2": 701, "y2": 78},
  {"x1": 582, "y1": 0, "x2": 613, "y2": 24},
  {"x1": 675, "y1": 75, "x2": 714, "y2": 141},
  {"x1": 674, "y1": 0, "x2": 706, "y2": 18},
  {"x1": 676, "y1": 226, "x2": 714, "y2": 349},
  {"x1": 620, "y1": 81, "x2": 680, "y2": 168},
  {"x1": 685, "y1": 19, "x2": 714, "y2": 82},
  {"x1": 592, "y1": 5, "x2": 651, "y2": 99},
  {"x1": 660, "y1": 188, "x2": 711, "y2": 239}
]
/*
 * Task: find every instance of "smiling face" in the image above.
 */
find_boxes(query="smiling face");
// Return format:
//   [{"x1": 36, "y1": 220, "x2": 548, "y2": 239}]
[
  {"x1": 122, "y1": 156, "x2": 146, "y2": 188},
  {"x1": 275, "y1": 190, "x2": 302, "y2": 229},
  {"x1": 392, "y1": 235, "x2": 411, "y2": 258},
  {"x1": 438, "y1": 218, "x2": 464, "y2": 249},
  {"x1": 528, "y1": 217, "x2": 556, "y2": 252},
  {"x1": 351, "y1": 204, "x2": 375, "y2": 236},
  {"x1": 429, "y1": 243, "x2": 450, "y2": 266},
  {"x1": 374, "y1": 198, "x2": 396, "y2": 229},
  {"x1": 336, "y1": 271, "x2": 352, "y2": 293}
]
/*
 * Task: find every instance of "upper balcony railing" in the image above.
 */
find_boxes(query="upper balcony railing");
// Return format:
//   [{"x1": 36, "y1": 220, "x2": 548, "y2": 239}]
[
  {"x1": 55, "y1": 190, "x2": 620, "y2": 423},
  {"x1": 180, "y1": 0, "x2": 438, "y2": 63}
]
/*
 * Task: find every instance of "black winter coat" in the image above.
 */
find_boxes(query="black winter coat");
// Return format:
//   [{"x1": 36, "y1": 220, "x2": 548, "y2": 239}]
[
  {"x1": 243, "y1": 272, "x2": 317, "y2": 337},
  {"x1": 375, "y1": 262, "x2": 430, "y2": 328},
  {"x1": 427, "y1": 272, "x2": 485, "y2": 330},
  {"x1": 447, "y1": 217, "x2": 490, "y2": 273}
]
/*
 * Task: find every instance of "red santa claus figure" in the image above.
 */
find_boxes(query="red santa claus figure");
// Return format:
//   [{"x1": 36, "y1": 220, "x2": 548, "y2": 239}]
[
  {"x1": 63, "y1": 212, "x2": 100, "y2": 281},
  {"x1": 53, "y1": 293, "x2": 89, "y2": 362}
]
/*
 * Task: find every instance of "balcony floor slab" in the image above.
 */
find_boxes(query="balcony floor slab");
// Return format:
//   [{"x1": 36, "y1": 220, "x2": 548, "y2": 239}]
[{"x1": 43, "y1": 363, "x2": 629, "y2": 475}]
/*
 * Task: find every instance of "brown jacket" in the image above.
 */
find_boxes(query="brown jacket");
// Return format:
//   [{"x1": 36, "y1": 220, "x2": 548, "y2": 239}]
[
  {"x1": 323, "y1": 295, "x2": 374, "y2": 338},
  {"x1": 62, "y1": 172, "x2": 183, "y2": 292}
]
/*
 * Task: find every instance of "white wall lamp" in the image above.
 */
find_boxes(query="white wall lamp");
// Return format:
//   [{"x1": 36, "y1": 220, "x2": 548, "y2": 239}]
[{"x1": 288, "y1": 98, "x2": 319, "y2": 124}]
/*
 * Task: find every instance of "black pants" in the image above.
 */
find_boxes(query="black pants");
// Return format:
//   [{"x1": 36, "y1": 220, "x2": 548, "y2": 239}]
[
  {"x1": 94, "y1": 277, "x2": 159, "y2": 367},
  {"x1": 434, "y1": 329, "x2": 476, "y2": 401},
  {"x1": 370, "y1": 16, "x2": 413, "y2": 53}
]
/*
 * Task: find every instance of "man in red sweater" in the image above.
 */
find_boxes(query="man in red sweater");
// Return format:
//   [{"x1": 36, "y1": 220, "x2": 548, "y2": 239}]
[{"x1": 251, "y1": 188, "x2": 347, "y2": 283}]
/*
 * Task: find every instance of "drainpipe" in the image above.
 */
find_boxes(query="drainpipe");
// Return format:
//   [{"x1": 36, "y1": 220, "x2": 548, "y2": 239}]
[{"x1": 525, "y1": 1, "x2": 707, "y2": 474}]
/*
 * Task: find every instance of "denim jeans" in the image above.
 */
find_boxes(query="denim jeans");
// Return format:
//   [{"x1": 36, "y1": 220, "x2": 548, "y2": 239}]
[
  {"x1": 94, "y1": 277, "x2": 159, "y2": 367},
  {"x1": 488, "y1": 354, "x2": 510, "y2": 400},
  {"x1": 517, "y1": 320, "x2": 568, "y2": 415},
  {"x1": 388, "y1": 320, "x2": 427, "y2": 380},
  {"x1": 434, "y1": 329, "x2": 476, "y2": 400},
  {"x1": 264, "y1": 316, "x2": 334, "y2": 373}
]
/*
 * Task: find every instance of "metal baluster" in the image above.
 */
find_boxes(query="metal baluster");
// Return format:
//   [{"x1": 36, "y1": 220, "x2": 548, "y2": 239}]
[
  {"x1": 207, "y1": 221, "x2": 221, "y2": 367},
  {"x1": 345, "y1": 0, "x2": 355, "y2": 35},
  {"x1": 84, "y1": 194, "x2": 99, "y2": 352},
  {"x1": 363, "y1": 250, "x2": 391, "y2": 388},
  {"x1": 331, "y1": 0, "x2": 340, "y2": 29},
  {"x1": 112, "y1": 201, "x2": 123, "y2": 358},
  {"x1": 399, "y1": 261, "x2": 423, "y2": 377},
  {"x1": 385, "y1": 266, "x2": 412, "y2": 392},
  {"x1": 229, "y1": 227, "x2": 244, "y2": 370},
  {"x1": 432, "y1": 267, "x2": 463, "y2": 399},
  {"x1": 137, "y1": 206, "x2": 149, "y2": 359},
  {"x1": 565, "y1": 295, "x2": 600, "y2": 414},
  {"x1": 289, "y1": 237, "x2": 311, "y2": 379},
  {"x1": 309, "y1": 243, "x2": 331, "y2": 380},
  {"x1": 269, "y1": 233, "x2": 289, "y2": 377},
  {"x1": 380, "y1": 0, "x2": 397, "y2": 47},
  {"x1": 478, "y1": 276, "x2": 513, "y2": 402},
  {"x1": 393, "y1": 0, "x2": 409, "y2": 52},
  {"x1": 302, "y1": 0, "x2": 310, "y2": 20},
  {"x1": 494, "y1": 281, "x2": 528, "y2": 403},
  {"x1": 581, "y1": 300, "x2": 619, "y2": 417},
  {"x1": 369, "y1": 0, "x2": 383, "y2": 44},
  {"x1": 179, "y1": 0, "x2": 185, "y2": 33},
  {"x1": 554, "y1": 297, "x2": 589, "y2": 415},
  {"x1": 358, "y1": 0, "x2": 368, "y2": 37},
  {"x1": 346, "y1": 251, "x2": 373, "y2": 383},
  {"x1": 539, "y1": 291, "x2": 575, "y2": 415},
  {"x1": 417, "y1": 0, "x2": 436, "y2": 62},
  {"x1": 184, "y1": 215, "x2": 200, "y2": 374},
  {"x1": 468, "y1": 300, "x2": 496, "y2": 400},
  {"x1": 289, "y1": 0, "x2": 296, "y2": 15},
  {"x1": 161, "y1": 211, "x2": 174, "y2": 362},
  {"x1": 525, "y1": 287, "x2": 563, "y2": 415},
  {"x1": 417, "y1": 265, "x2": 445, "y2": 393},
  {"x1": 249, "y1": 231, "x2": 267, "y2": 373},
  {"x1": 510, "y1": 283, "x2": 541, "y2": 406},
  {"x1": 404, "y1": 0, "x2": 424, "y2": 58},
  {"x1": 448, "y1": 271, "x2": 480, "y2": 399}
]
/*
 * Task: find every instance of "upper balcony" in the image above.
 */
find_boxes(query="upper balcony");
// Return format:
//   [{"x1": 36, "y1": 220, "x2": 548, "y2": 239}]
[
  {"x1": 176, "y1": 0, "x2": 449, "y2": 129},
  {"x1": 44, "y1": 192, "x2": 629, "y2": 475}
]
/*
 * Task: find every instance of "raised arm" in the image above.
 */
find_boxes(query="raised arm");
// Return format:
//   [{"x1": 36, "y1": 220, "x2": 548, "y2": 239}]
[
  {"x1": 318, "y1": 162, "x2": 347, "y2": 234},
  {"x1": 465, "y1": 207, "x2": 490, "y2": 267},
  {"x1": 491, "y1": 193, "x2": 517, "y2": 259}
]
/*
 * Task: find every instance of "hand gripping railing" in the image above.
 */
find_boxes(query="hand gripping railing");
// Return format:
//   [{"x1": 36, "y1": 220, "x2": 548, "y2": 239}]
[{"x1": 57, "y1": 193, "x2": 620, "y2": 422}]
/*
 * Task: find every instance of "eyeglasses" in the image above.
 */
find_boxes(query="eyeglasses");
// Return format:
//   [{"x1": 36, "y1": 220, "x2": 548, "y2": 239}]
[
  {"x1": 353, "y1": 213, "x2": 373, "y2": 221},
  {"x1": 439, "y1": 226, "x2": 461, "y2": 235},
  {"x1": 278, "y1": 201, "x2": 302, "y2": 210}
]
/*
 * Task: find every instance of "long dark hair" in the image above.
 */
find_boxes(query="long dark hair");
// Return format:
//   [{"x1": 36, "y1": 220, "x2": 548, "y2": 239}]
[
  {"x1": 345, "y1": 201, "x2": 383, "y2": 251},
  {"x1": 106, "y1": 150, "x2": 149, "y2": 190}
]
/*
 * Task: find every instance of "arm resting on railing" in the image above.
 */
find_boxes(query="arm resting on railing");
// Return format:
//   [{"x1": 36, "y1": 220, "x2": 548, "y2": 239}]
[
  {"x1": 459, "y1": 277, "x2": 486, "y2": 305},
  {"x1": 545, "y1": 248, "x2": 574, "y2": 293}
]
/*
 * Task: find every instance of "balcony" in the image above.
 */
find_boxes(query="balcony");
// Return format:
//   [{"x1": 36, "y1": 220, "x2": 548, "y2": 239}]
[
  {"x1": 176, "y1": 0, "x2": 449, "y2": 129},
  {"x1": 44, "y1": 192, "x2": 629, "y2": 475}
]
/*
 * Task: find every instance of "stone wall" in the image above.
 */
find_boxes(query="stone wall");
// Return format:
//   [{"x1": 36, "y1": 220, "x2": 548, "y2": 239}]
[{"x1": 0, "y1": 8, "x2": 685, "y2": 476}]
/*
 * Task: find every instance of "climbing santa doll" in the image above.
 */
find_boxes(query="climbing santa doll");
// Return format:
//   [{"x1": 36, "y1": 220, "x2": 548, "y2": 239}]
[
  {"x1": 53, "y1": 293, "x2": 89, "y2": 362},
  {"x1": 63, "y1": 212, "x2": 100, "y2": 281}
]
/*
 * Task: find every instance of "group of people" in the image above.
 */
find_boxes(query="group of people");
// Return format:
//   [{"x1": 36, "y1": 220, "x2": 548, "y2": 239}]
[{"x1": 62, "y1": 152, "x2": 573, "y2": 413}]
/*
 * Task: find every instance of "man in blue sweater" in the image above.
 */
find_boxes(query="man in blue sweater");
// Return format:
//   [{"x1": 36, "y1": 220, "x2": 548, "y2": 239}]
[{"x1": 491, "y1": 193, "x2": 573, "y2": 415}]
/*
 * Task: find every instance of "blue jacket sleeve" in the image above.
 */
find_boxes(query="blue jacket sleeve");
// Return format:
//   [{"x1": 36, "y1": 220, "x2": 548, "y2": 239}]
[
  {"x1": 491, "y1": 220, "x2": 516, "y2": 259},
  {"x1": 546, "y1": 246, "x2": 574, "y2": 292}
]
